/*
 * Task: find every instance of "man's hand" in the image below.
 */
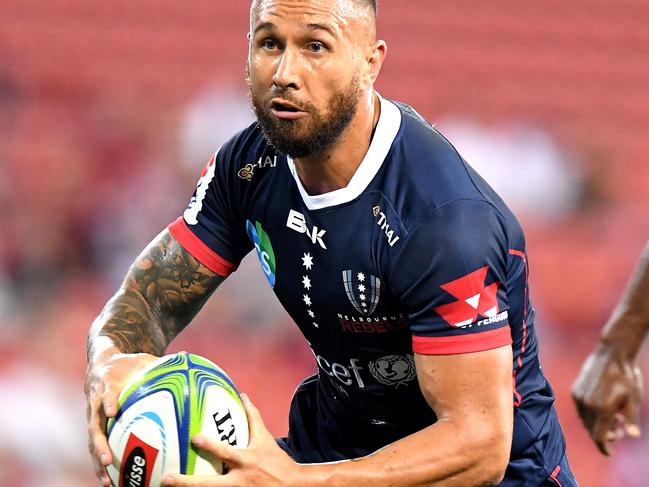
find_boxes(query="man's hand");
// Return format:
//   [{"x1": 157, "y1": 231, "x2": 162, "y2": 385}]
[
  {"x1": 84, "y1": 229, "x2": 226, "y2": 485},
  {"x1": 84, "y1": 349, "x2": 158, "y2": 486},
  {"x1": 162, "y1": 394, "x2": 303, "y2": 487},
  {"x1": 572, "y1": 344, "x2": 643, "y2": 455}
]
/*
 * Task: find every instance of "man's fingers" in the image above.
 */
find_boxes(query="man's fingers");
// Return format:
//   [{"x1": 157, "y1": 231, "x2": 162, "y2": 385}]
[
  {"x1": 86, "y1": 379, "x2": 112, "y2": 485},
  {"x1": 162, "y1": 436, "x2": 245, "y2": 486},
  {"x1": 622, "y1": 397, "x2": 642, "y2": 438},
  {"x1": 192, "y1": 435, "x2": 243, "y2": 465},
  {"x1": 88, "y1": 401, "x2": 112, "y2": 464},
  {"x1": 162, "y1": 473, "x2": 228, "y2": 486},
  {"x1": 623, "y1": 366, "x2": 644, "y2": 438},
  {"x1": 102, "y1": 388, "x2": 119, "y2": 418},
  {"x1": 573, "y1": 397, "x2": 599, "y2": 436},
  {"x1": 87, "y1": 392, "x2": 113, "y2": 485},
  {"x1": 594, "y1": 437, "x2": 612, "y2": 456},
  {"x1": 591, "y1": 415, "x2": 614, "y2": 456}
]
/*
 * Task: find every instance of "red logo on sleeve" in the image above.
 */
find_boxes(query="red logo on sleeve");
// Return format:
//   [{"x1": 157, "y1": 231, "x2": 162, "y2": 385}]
[
  {"x1": 201, "y1": 155, "x2": 216, "y2": 177},
  {"x1": 433, "y1": 266, "x2": 500, "y2": 328}
]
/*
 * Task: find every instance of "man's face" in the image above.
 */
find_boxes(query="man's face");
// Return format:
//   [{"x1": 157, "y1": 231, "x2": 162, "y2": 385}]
[{"x1": 247, "y1": 0, "x2": 373, "y2": 158}]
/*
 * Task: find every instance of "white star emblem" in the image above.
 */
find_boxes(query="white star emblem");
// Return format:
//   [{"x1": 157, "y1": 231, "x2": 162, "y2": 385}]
[
  {"x1": 357, "y1": 272, "x2": 365, "y2": 282},
  {"x1": 302, "y1": 253, "x2": 314, "y2": 270},
  {"x1": 307, "y1": 310, "x2": 315, "y2": 318},
  {"x1": 303, "y1": 294, "x2": 312, "y2": 306},
  {"x1": 358, "y1": 284, "x2": 366, "y2": 292},
  {"x1": 361, "y1": 301, "x2": 368, "y2": 307},
  {"x1": 359, "y1": 293, "x2": 366, "y2": 301},
  {"x1": 302, "y1": 275, "x2": 312, "y2": 290},
  {"x1": 313, "y1": 322, "x2": 319, "y2": 328}
]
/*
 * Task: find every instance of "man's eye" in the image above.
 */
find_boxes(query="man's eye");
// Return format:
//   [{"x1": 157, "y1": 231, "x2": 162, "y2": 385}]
[
  {"x1": 261, "y1": 39, "x2": 278, "y2": 50},
  {"x1": 308, "y1": 42, "x2": 326, "y2": 53}
]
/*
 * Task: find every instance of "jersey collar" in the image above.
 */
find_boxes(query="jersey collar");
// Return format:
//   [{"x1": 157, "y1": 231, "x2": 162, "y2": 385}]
[{"x1": 286, "y1": 95, "x2": 402, "y2": 211}]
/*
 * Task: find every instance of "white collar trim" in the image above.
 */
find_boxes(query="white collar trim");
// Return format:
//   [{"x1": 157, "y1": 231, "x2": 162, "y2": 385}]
[{"x1": 286, "y1": 95, "x2": 402, "y2": 211}]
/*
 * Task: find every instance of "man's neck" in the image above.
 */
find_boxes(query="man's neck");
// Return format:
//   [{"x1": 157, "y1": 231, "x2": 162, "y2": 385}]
[{"x1": 292, "y1": 91, "x2": 381, "y2": 196}]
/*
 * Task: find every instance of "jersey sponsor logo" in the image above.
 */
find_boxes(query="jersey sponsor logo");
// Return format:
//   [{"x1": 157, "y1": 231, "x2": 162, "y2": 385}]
[
  {"x1": 337, "y1": 313, "x2": 408, "y2": 334},
  {"x1": 315, "y1": 353, "x2": 417, "y2": 390},
  {"x1": 433, "y1": 266, "x2": 502, "y2": 328},
  {"x1": 342, "y1": 270, "x2": 380, "y2": 316},
  {"x1": 316, "y1": 355, "x2": 365, "y2": 389},
  {"x1": 237, "y1": 164, "x2": 255, "y2": 181},
  {"x1": 476, "y1": 310, "x2": 508, "y2": 327},
  {"x1": 369, "y1": 355, "x2": 417, "y2": 388},
  {"x1": 373, "y1": 205, "x2": 400, "y2": 247},
  {"x1": 286, "y1": 210, "x2": 327, "y2": 249},
  {"x1": 246, "y1": 220, "x2": 276, "y2": 287},
  {"x1": 237, "y1": 155, "x2": 278, "y2": 181},
  {"x1": 185, "y1": 151, "x2": 219, "y2": 225},
  {"x1": 119, "y1": 433, "x2": 159, "y2": 487}
]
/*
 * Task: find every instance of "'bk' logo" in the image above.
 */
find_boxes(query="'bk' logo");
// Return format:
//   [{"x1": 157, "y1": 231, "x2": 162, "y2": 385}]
[
  {"x1": 433, "y1": 266, "x2": 500, "y2": 328},
  {"x1": 342, "y1": 270, "x2": 381, "y2": 316}
]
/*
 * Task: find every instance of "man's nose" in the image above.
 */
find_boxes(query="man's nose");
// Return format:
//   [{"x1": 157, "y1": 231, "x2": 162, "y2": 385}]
[{"x1": 273, "y1": 48, "x2": 300, "y2": 90}]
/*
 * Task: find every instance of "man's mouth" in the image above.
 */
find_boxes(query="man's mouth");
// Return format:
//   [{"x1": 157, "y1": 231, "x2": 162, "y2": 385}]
[
  {"x1": 272, "y1": 100, "x2": 300, "y2": 112},
  {"x1": 270, "y1": 99, "x2": 308, "y2": 119}
]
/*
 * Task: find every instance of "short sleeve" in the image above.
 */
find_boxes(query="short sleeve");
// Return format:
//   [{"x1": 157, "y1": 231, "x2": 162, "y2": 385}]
[
  {"x1": 391, "y1": 200, "x2": 513, "y2": 355},
  {"x1": 168, "y1": 146, "x2": 253, "y2": 277}
]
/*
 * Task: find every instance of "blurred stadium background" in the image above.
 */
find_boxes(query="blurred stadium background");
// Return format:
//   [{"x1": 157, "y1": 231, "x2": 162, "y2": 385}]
[{"x1": 1, "y1": 1, "x2": 648, "y2": 485}]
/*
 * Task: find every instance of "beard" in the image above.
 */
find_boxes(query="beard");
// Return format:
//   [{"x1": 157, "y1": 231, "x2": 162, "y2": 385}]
[{"x1": 248, "y1": 75, "x2": 361, "y2": 158}]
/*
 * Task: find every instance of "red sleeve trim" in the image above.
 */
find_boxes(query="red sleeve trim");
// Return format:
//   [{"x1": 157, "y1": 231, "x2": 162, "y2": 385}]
[
  {"x1": 413, "y1": 326, "x2": 512, "y2": 355},
  {"x1": 168, "y1": 217, "x2": 236, "y2": 277}
]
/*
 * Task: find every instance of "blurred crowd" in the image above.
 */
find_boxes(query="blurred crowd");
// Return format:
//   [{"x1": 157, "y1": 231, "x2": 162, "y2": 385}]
[{"x1": 1, "y1": 1, "x2": 649, "y2": 485}]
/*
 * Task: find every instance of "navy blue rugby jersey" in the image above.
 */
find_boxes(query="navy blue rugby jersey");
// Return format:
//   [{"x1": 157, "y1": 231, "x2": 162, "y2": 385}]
[{"x1": 169, "y1": 96, "x2": 571, "y2": 483}]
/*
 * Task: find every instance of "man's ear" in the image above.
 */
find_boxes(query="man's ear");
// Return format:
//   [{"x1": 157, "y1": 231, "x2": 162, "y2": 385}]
[{"x1": 361, "y1": 40, "x2": 387, "y2": 90}]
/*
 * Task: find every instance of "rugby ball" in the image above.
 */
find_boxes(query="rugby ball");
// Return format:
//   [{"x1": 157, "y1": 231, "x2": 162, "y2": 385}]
[{"x1": 106, "y1": 352, "x2": 249, "y2": 487}]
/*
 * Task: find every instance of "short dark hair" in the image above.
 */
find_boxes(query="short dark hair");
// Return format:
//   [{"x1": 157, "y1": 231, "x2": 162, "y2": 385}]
[{"x1": 355, "y1": 0, "x2": 377, "y2": 16}]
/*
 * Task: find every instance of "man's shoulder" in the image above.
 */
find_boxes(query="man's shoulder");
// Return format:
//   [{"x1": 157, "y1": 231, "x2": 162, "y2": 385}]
[
  {"x1": 382, "y1": 99, "x2": 503, "y2": 229},
  {"x1": 219, "y1": 121, "x2": 268, "y2": 165},
  {"x1": 391, "y1": 100, "x2": 459, "y2": 157},
  {"x1": 212, "y1": 121, "x2": 287, "y2": 184}
]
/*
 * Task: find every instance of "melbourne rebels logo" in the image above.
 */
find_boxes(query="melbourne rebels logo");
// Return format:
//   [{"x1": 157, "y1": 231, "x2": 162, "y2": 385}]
[
  {"x1": 342, "y1": 270, "x2": 380, "y2": 316},
  {"x1": 434, "y1": 266, "x2": 502, "y2": 328},
  {"x1": 369, "y1": 355, "x2": 417, "y2": 388}
]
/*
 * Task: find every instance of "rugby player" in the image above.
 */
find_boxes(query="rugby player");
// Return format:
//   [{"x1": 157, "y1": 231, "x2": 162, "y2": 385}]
[
  {"x1": 85, "y1": 0, "x2": 578, "y2": 485},
  {"x1": 573, "y1": 242, "x2": 648, "y2": 455}
]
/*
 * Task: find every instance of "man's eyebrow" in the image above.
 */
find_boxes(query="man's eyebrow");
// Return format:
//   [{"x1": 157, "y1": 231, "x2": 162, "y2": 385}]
[
  {"x1": 306, "y1": 22, "x2": 338, "y2": 38},
  {"x1": 253, "y1": 21, "x2": 276, "y2": 35},
  {"x1": 252, "y1": 21, "x2": 338, "y2": 38}
]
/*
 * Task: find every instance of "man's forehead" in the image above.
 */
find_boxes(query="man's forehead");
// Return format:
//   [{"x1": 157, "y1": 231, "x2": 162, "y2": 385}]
[{"x1": 250, "y1": 0, "x2": 367, "y2": 33}]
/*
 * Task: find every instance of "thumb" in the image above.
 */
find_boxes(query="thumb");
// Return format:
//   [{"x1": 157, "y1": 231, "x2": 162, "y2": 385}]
[{"x1": 240, "y1": 393, "x2": 268, "y2": 442}]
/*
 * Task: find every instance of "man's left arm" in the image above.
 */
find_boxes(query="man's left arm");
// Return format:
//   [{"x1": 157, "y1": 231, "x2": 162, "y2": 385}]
[
  {"x1": 163, "y1": 345, "x2": 513, "y2": 487},
  {"x1": 302, "y1": 345, "x2": 513, "y2": 486}
]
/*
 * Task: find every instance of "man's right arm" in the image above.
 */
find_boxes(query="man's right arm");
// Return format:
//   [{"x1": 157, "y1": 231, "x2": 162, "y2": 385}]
[
  {"x1": 573, "y1": 241, "x2": 649, "y2": 455},
  {"x1": 85, "y1": 228, "x2": 225, "y2": 486},
  {"x1": 87, "y1": 228, "x2": 225, "y2": 359}
]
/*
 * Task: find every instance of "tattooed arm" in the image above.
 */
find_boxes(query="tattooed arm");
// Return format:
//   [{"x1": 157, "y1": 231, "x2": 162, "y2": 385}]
[
  {"x1": 85, "y1": 229, "x2": 225, "y2": 486},
  {"x1": 87, "y1": 228, "x2": 224, "y2": 358}
]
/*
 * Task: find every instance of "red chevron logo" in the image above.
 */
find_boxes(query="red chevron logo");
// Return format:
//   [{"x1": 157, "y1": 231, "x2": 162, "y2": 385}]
[{"x1": 433, "y1": 266, "x2": 500, "y2": 328}]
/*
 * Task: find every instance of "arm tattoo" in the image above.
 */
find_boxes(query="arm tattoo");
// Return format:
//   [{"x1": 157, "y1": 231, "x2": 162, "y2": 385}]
[{"x1": 87, "y1": 230, "x2": 225, "y2": 358}]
